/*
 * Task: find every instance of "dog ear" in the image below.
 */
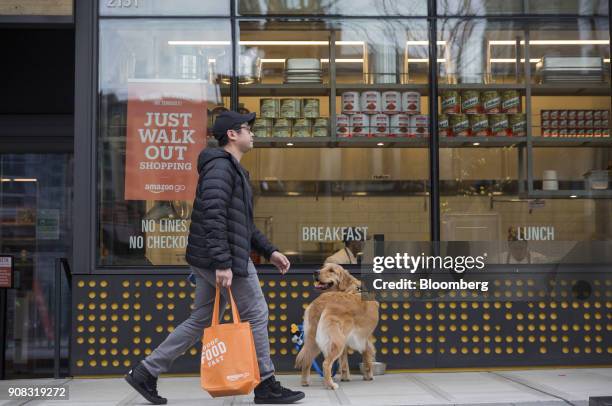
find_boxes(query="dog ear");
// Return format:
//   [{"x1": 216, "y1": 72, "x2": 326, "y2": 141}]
[
  {"x1": 320, "y1": 263, "x2": 334, "y2": 274},
  {"x1": 338, "y1": 268, "x2": 360, "y2": 292},
  {"x1": 336, "y1": 267, "x2": 349, "y2": 291}
]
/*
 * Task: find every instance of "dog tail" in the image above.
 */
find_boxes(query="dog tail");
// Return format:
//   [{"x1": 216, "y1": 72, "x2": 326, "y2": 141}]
[{"x1": 295, "y1": 342, "x2": 319, "y2": 369}]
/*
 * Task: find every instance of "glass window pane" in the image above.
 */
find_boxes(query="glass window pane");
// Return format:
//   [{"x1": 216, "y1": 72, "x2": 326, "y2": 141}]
[
  {"x1": 530, "y1": 18, "x2": 611, "y2": 197},
  {"x1": 438, "y1": 0, "x2": 526, "y2": 15},
  {"x1": 238, "y1": 20, "x2": 331, "y2": 86},
  {"x1": 437, "y1": 0, "x2": 608, "y2": 15},
  {"x1": 439, "y1": 17, "x2": 612, "y2": 245},
  {"x1": 237, "y1": 0, "x2": 427, "y2": 16},
  {"x1": 238, "y1": 20, "x2": 430, "y2": 265},
  {"x1": 529, "y1": 0, "x2": 608, "y2": 15},
  {"x1": 98, "y1": 20, "x2": 231, "y2": 266},
  {"x1": 0, "y1": 153, "x2": 73, "y2": 377},
  {"x1": 100, "y1": 0, "x2": 229, "y2": 16},
  {"x1": 243, "y1": 148, "x2": 430, "y2": 265},
  {"x1": 438, "y1": 19, "x2": 526, "y2": 84},
  {"x1": 335, "y1": 20, "x2": 429, "y2": 85}
]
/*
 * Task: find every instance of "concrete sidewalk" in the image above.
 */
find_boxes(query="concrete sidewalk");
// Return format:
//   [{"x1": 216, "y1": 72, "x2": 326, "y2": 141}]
[{"x1": 0, "y1": 368, "x2": 610, "y2": 406}]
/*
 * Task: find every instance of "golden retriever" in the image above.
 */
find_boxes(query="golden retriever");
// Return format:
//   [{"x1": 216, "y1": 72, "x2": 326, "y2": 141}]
[{"x1": 295, "y1": 263, "x2": 379, "y2": 389}]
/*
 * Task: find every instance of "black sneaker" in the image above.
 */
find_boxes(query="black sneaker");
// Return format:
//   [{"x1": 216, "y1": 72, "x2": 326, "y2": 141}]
[
  {"x1": 124, "y1": 361, "x2": 167, "y2": 405},
  {"x1": 254, "y1": 375, "x2": 305, "y2": 404}
]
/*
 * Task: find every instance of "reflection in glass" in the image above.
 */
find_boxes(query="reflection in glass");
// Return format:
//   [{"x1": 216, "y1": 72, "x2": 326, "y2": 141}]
[
  {"x1": 335, "y1": 20, "x2": 429, "y2": 85},
  {"x1": 241, "y1": 148, "x2": 430, "y2": 264},
  {"x1": 437, "y1": 0, "x2": 608, "y2": 15},
  {"x1": 238, "y1": 0, "x2": 426, "y2": 16},
  {"x1": 238, "y1": 21, "x2": 330, "y2": 85},
  {"x1": 438, "y1": 20, "x2": 525, "y2": 84},
  {"x1": 0, "y1": 154, "x2": 72, "y2": 377},
  {"x1": 98, "y1": 20, "x2": 231, "y2": 266}
]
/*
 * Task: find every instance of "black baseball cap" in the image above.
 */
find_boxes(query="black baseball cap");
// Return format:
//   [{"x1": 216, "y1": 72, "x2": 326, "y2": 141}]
[{"x1": 212, "y1": 110, "x2": 256, "y2": 143}]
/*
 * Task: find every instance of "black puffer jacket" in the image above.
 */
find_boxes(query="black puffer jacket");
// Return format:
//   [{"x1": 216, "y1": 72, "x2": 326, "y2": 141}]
[{"x1": 185, "y1": 147, "x2": 277, "y2": 277}]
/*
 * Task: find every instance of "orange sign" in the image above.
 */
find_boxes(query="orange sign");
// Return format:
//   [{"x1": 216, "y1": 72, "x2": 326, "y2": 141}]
[
  {"x1": 0, "y1": 256, "x2": 13, "y2": 289},
  {"x1": 125, "y1": 80, "x2": 207, "y2": 200}
]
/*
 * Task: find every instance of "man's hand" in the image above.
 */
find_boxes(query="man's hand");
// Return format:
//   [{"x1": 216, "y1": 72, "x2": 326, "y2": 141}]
[
  {"x1": 216, "y1": 268, "x2": 233, "y2": 288},
  {"x1": 270, "y1": 251, "x2": 290, "y2": 275}
]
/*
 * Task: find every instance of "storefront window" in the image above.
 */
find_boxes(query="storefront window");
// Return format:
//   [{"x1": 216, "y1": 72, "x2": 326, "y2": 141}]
[
  {"x1": 238, "y1": 19, "x2": 430, "y2": 265},
  {"x1": 96, "y1": 11, "x2": 610, "y2": 268},
  {"x1": 438, "y1": 17, "x2": 612, "y2": 244},
  {"x1": 237, "y1": 0, "x2": 427, "y2": 16},
  {"x1": 98, "y1": 20, "x2": 231, "y2": 266}
]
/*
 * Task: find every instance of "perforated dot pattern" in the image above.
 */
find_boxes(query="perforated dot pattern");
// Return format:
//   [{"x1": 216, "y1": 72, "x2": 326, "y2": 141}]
[{"x1": 71, "y1": 274, "x2": 612, "y2": 374}]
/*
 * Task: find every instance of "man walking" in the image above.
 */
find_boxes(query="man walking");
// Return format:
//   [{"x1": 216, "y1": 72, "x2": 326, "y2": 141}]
[{"x1": 125, "y1": 111, "x2": 306, "y2": 404}]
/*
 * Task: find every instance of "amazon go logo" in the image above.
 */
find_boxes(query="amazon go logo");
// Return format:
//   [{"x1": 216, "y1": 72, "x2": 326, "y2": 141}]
[
  {"x1": 144, "y1": 183, "x2": 186, "y2": 194},
  {"x1": 202, "y1": 338, "x2": 227, "y2": 367}
]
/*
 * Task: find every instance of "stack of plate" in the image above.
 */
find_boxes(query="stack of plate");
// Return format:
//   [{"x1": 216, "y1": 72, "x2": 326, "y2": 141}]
[
  {"x1": 536, "y1": 56, "x2": 605, "y2": 83},
  {"x1": 284, "y1": 58, "x2": 323, "y2": 84}
]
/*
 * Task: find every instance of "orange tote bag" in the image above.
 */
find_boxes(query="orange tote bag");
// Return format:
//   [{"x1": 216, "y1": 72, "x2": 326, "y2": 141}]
[{"x1": 201, "y1": 284, "x2": 261, "y2": 397}]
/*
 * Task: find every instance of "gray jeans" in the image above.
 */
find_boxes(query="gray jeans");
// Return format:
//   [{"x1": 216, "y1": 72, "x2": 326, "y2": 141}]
[{"x1": 142, "y1": 259, "x2": 275, "y2": 381}]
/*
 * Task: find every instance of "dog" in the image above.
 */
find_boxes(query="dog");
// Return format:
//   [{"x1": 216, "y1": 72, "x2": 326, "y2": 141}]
[{"x1": 295, "y1": 263, "x2": 379, "y2": 389}]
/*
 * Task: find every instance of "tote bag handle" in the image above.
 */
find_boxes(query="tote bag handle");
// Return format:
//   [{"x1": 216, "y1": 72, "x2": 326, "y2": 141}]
[{"x1": 211, "y1": 284, "x2": 241, "y2": 326}]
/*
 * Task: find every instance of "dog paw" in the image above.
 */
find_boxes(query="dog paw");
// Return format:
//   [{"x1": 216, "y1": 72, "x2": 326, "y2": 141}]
[
  {"x1": 341, "y1": 375, "x2": 351, "y2": 382},
  {"x1": 325, "y1": 381, "x2": 339, "y2": 390},
  {"x1": 301, "y1": 382, "x2": 310, "y2": 387},
  {"x1": 363, "y1": 375, "x2": 374, "y2": 381}
]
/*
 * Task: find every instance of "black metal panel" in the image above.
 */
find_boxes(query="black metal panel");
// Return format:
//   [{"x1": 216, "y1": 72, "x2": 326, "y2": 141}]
[
  {"x1": 71, "y1": 272, "x2": 612, "y2": 376},
  {"x1": 73, "y1": 0, "x2": 96, "y2": 275}
]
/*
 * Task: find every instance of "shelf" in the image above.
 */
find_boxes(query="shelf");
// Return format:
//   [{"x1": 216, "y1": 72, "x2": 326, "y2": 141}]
[
  {"x1": 531, "y1": 84, "x2": 611, "y2": 96},
  {"x1": 528, "y1": 190, "x2": 612, "y2": 199},
  {"x1": 532, "y1": 137, "x2": 612, "y2": 147},
  {"x1": 239, "y1": 84, "x2": 329, "y2": 96},
  {"x1": 438, "y1": 83, "x2": 526, "y2": 91},
  {"x1": 253, "y1": 136, "x2": 431, "y2": 148},
  {"x1": 337, "y1": 137, "x2": 428, "y2": 148},
  {"x1": 441, "y1": 136, "x2": 526, "y2": 148},
  {"x1": 336, "y1": 83, "x2": 429, "y2": 94},
  {"x1": 258, "y1": 136, "x2": 535, "y2": 148},
  {"x1": 254, "y1": 136, "x2": 332, "y2": 148}
]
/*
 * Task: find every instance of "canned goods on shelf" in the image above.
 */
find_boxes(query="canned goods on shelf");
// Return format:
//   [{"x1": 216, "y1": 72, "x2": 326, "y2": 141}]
[
  {"x1": 336, "y1": 114, "x2": 350, "y2": 137},
  {"x1": 411, "y1": 115, "x2": 429, "y2": 137},
  {"x1": 509, "y1": 114, "x2": 526, "y2": 137},
  {"x1": 470, "y1": 114, "x2": 490, "y2": 137},
  {"x1": 382, "y1": 91, "x2": 401, "y2": 115},
  {"x1": 501, "y1": 90, "x2": 520, "y2": 114},
  {"x1": 260, "y1": 98, "x2": 280, "y2": 118},
  {"x1": 350, "y1": 113, "x2": 370, "y2": 137},
  {"x1": 371, "y1": 114, "x2": 390, "y2": 137},
  {"x1": 293, "y1": 118, "x2": 312, "y2": 137},
  {"x1": 461, "y1": 90, "x2": 481, "y2": 114},
  {"x1": 390, "y1": 114, "x2": 411, "y2": 137},
  {"x1": 253, "y1": 118, "x2": 273, "y2": 138},
  {"x1": 280, "y1": 98, "x2": 301, "y2": 119},
  {"x1": 402, "y1": 91, "x2": 421, "y2": 114},
  {"x1": 482, "y1": 90, "x2": 501, "y2": 114},
  {"x1": 360, "y1": 91, "x2": 382, "y2": 114},
  {"x1": 312, "y1": 117, "x2": 329, "y2": 137},
  {"x1": 273, "y1": 118, "x2": 292, "y2": 137},
  {"x1": 490, "y1": 114, "x2": 510, "y2": 136},
  {"x1": 302, "y1": 99, "x2": 320, "y2": 118},
  {"x1": 450, "y1": 114, "x2": 470, "y2": 137},
  {"x1": 439, "y1": 114, "x2": 452, "y2": 137},
  {"x1": 341, "y1": 92, "x2": 360, "y2": 115},
  {"x1": 441, "y1": 90, "x2": 461, "y2": 114}
]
